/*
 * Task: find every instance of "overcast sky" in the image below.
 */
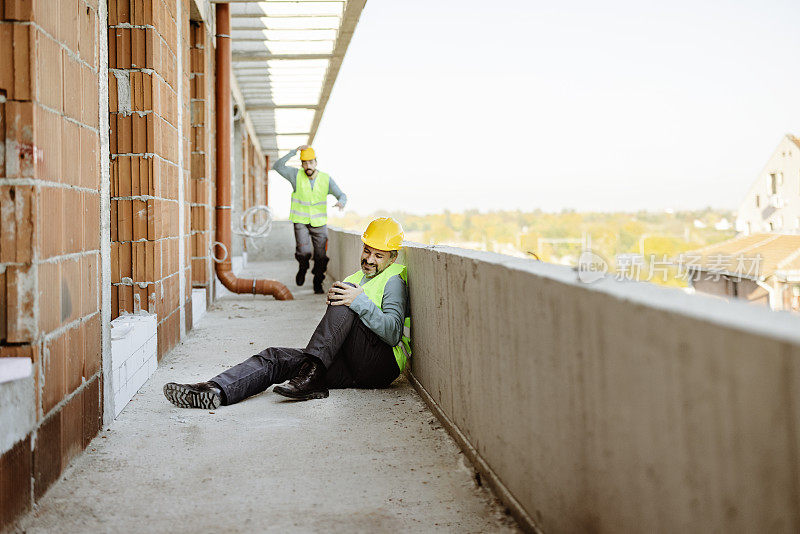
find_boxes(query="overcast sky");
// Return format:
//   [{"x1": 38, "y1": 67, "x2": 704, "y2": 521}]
[{"x1": 268, "y1": 0, "x2": 800, "y2": 218}]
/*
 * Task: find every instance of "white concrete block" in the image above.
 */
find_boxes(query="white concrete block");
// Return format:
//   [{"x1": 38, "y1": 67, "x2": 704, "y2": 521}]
[
  {"x1": 192, "y1": 289, "x2": 207, "y2": 329},
  {"x1": 144, "y1": 335, "x2": 157, "y2": 358},
  {"x1": 131, "y1": 346, "x2": 145, "y2": 372},
  {"x1": 110, "y1": 318, "x2": 134, "y2": 371},
  {"x1": 0, "y1": 357, "x2": 32, "y2": 384},
  {"x1": 120, "y1": 360, "x2": 129, "y2": 387},
  {"x1": 131, "y1": 365, "x2": 148, "y2": 392},
  {"x1": 113, "y1": 391, "x2": 126, "y2": 418},
  {"x1": 111, "y1": 313, "x2": 158, "y2": 420},
  {"x1": 0, "y1": 374, "x2": 35, "y2": 455}
]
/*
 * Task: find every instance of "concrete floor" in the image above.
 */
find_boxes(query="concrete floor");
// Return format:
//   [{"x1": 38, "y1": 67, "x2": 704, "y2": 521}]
[{"x1": 16, "y1": 261, "x2": 520, "y2": 533}]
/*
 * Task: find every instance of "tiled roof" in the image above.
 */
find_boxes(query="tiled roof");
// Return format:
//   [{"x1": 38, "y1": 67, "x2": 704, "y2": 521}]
[{"x1": 677, "y1": 233, "x2": 800, "y2": 280}]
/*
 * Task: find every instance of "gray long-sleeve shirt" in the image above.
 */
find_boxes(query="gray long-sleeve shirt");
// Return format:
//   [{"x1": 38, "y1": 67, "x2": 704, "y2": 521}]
[
  {"x1": 349, "y1": 274, "x2": 408, "y2": 346},
  {"x1": 272, "y1": 149, "x2": 347, "y2": 207}
]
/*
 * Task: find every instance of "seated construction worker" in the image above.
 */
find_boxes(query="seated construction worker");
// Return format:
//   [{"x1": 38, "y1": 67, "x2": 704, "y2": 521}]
[{"x1": 163, "y1": 217, "x2": 411, "y2": 408}]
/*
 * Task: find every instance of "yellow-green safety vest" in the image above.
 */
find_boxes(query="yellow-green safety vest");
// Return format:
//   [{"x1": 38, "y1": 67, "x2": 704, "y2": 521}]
[
  {"x1": 290, "y1": 169, "x2": 330, "y2": 227},
  {"x1": 343, "y1": 263, "x2": 412, "y2": 372}
]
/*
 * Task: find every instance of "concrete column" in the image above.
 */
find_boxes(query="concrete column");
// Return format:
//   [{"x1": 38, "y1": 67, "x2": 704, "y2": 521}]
[
  {"x1": 98, "y1": 0, "x2": 114, "y2": 426},
  {"x1": 176, "y1": 1, "x2": 186, "y2": 337},
  {"x1": 232, "y1": 115, "x2": 244, "y2": 258}
]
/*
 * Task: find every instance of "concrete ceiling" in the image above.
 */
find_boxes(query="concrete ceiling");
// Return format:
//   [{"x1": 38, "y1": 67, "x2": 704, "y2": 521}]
[{"x1": 212, "y1": 0, "x2": 367, "y2": 163}]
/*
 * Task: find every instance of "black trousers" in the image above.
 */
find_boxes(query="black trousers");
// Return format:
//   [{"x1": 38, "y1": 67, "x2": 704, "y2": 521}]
[{"x1": 210, "y1": 303, "x2": 401, "y2": 405}]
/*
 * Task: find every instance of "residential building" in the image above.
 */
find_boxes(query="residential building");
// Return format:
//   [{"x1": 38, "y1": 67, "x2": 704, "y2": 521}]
[
  {"x1": 736, "y1": 134, "x2": 800, "y2": 235},
  {"x1": 680, "y1": 233, "x2": 800, "y2": 311}
]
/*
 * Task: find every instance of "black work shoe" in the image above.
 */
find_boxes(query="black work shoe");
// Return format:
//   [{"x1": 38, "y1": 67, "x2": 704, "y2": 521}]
[
  {"x1": 295, "y1": 256, "x2": 310, "y2": 286},
  {"x1": 163, "y1": 381, "x2": 222, "y2": 409},
  {"x1": 296, "y1": 266, "x2": 308, "y2": 286},
  {"x1": 273, "y1": 359, "x2": 329, "y2": 400},
  {"x1": 313, "y1": 277, "x2": 324, "y2": 294}
]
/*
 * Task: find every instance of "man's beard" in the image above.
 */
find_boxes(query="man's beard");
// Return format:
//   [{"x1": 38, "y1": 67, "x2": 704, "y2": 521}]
[
  {"x1": 361, "y1": 259, "x2": 378, "y2": 278},
  {"x1": 305, "y1": 168, "x2": 314, "y2": 176}
]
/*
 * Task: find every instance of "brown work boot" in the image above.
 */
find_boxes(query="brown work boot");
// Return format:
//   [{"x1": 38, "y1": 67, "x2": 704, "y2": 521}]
[{"x1": 273, "y1": 359, "x2": 329, "y2": 400}]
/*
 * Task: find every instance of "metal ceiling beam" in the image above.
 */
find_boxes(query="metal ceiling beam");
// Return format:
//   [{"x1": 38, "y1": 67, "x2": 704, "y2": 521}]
[
  {"x1": 257, "y1": 133, "x2": 310, "y2": 137},
  {"x1": 237, "y1": 80, "x2": 320, "y2": 85},
  {"x1": 213, "y1": 0, "x2": 344, "y2": 3},
  {"x1": 247, "y1": 104, "x2": 319, "y2": 110},
  {"x1": 229, "y1": 38, "x2": 335, "y2": 42},
  {"x1": 231, "y1": 25, "x2": 339, "y2": 31},
  {"x1": 230, "y1": 28, "x2": 338, "y2": 32},
  {"x1": 234, "y1": 74, "x2": 323, "y2": 79},
  {"x1": 233, "y1": 68, "x2": 327, "y2": 73},
  {"x1": 232, "y1": 53, "x2": 333, "y2": 61},
  {"x1": 231, "y1": 14, "x2": 342, "y2": 19}
]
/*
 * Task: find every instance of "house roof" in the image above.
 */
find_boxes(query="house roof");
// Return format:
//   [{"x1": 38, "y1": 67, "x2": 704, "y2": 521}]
[{"x1": 677, "y1": 233, "x2": 800, "y2": 280}]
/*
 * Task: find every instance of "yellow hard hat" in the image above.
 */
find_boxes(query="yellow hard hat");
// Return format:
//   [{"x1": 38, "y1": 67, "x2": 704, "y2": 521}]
[
  {"x1": 299, "y1": 147, "x2": 316, "y2": 161},
  {"x1": 362, "y1": 217, "x2": 404, "y2": 251}
]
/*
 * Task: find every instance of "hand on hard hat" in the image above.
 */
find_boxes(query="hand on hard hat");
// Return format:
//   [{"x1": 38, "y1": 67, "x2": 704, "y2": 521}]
[
  {"x1": 299, "y1": 146, "x2": 316, "y2": 161},
  {"x1": 297, "y1": 144, "x2": 309, "y2": 151},
  {"x1": 362, "y1": 217, "x2": 404, "y2": 251}
]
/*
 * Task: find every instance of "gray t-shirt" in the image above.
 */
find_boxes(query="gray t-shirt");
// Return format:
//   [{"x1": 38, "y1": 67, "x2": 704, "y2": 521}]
[
  {"x1": 348, "y1": 274, "x2": 408, "y2": 346},
  {"x1": 272, "y1": 149, "x2": 347, "y2": 207}
]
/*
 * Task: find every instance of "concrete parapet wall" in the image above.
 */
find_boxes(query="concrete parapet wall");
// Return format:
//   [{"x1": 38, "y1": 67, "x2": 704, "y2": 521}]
[{"x1": 328, "y1": 227, "x2": 800, "y2": 533}]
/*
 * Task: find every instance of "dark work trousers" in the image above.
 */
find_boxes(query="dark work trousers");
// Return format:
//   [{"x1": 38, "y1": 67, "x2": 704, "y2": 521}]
[
  {"x1": 210, "y1": 303, "x2": 400, "y2": 405},
  {"x1": 293, "y1": 222, "x2": 328, "y2": 263}
]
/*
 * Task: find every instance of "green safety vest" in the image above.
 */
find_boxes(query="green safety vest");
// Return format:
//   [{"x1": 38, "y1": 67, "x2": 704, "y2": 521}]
[
  {"x1": 290, "y1": 169, "x2": 330, "y2": 227},
  {"x1": 343, "y1": 263, "x2": 412, "y2": 372}
]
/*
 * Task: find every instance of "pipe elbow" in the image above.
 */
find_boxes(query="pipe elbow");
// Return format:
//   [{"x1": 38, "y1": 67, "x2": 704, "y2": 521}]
[
  {"x1": 215, "y1": 267, "x2": 294, "y2": 300},
  {"x1": 254, "y1": 279, "x2": 294, "y2": 301}
]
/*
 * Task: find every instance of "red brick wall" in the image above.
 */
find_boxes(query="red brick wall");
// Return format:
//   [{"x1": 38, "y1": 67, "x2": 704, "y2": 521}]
[
  {"x1": 189, "y1": 20, "x2": 214, "y2": 295},
  {"x1": 0, "y1": 0, "x2": 102, "y2": 527},
  {"x1": 108, "y1": 0, "x2": 190, "y2": 358}
]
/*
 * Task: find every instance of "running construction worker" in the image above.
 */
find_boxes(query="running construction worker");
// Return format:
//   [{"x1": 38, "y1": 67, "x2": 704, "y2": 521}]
[
  {"x1": 273, "y1": 145, "x2": 347, "y2": 294},
  {"x1": 163, "y1": 217, "x2": 412, "y2": 407}
]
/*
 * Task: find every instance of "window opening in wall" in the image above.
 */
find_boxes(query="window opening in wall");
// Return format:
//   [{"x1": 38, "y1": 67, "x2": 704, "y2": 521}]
[
  {"x1": 770, "y1": 173, "x2": 778, "y2": 194},
  {"x1": 755, "y1": 194, "x2": 760, "y2": 208}
]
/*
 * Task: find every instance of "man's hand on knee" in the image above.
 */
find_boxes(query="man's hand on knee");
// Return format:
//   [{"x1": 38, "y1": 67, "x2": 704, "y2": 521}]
[{"x1": 327, "y1": 281, "x2": 363, "y2": 306}]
